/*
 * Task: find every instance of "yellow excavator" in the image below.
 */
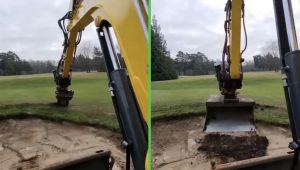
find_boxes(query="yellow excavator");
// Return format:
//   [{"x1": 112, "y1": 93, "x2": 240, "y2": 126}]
[
  {"x1": 204, "y1": 0, "x2": 300, "y2": 169},
  {"x1": 51, "y1": 0, "x2": 148, "y2": 170},
  {"x1": 203, "y1": 0, "x2": 256, "y2": 133}
]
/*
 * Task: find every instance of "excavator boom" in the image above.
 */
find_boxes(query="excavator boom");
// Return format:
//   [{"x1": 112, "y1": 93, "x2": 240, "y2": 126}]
[{"x1": 53, "y1": 0, "x2": 148, "y2": 169}]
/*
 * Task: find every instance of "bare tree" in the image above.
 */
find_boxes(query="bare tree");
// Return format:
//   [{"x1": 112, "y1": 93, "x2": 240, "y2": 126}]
[
  {"x1": 79, "y1": 42, "x2": 92, "y2": 73},
  {"x1": 260, "y1": 40, "x2": 281, "y2": 72},
  {"x1": 261, "y1": 40, "x2": 279, "y2": 58}
]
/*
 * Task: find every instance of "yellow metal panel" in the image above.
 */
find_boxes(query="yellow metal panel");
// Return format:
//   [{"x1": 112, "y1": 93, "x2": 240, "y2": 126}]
[
  {"x1": 229, "y1": 0, "x2": 242, "y2": 79},
  {"x1": 62, "y1": 31, "x2": 78, "y2": 78}
]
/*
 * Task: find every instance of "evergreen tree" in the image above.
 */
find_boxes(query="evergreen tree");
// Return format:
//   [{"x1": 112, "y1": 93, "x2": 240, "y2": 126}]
[
  {"x1": 151, "y1": 17, "x2": 178, "y2": 81},
  {"x1": 0, "y1": 51, "x2": 33, "y2": 75}
]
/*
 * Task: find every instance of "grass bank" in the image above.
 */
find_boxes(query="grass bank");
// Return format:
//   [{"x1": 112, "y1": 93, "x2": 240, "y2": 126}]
[
  {"x1": 0, "y1": 72, "x2": 119, "y2": 131},
  {"x1": 152, "y1": 72, "x2": 289, "y2": 126}
]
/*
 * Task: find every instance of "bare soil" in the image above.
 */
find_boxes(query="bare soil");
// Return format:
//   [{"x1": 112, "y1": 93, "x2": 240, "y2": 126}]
[
  {"x1": 198, "y1": 133, "x2": 268, "y2": 162},
  {"x1": 0, "y1": 119, "x2": 125, "y2": 170},
  {"x1": 152, "y1": 116, "x2": 292, "y2": 170}
]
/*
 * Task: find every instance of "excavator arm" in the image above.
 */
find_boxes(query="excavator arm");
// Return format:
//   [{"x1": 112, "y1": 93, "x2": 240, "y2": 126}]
[
  {"x1": 207, "y1": 0, "x2": 300, "y2": 168},
  {"x1": 54, "y1": 0, "x2": 148, "y2": 169},
  {"x1": 215, "y1": 0, "x2": 246, "y2": 100},
  {"x1": 229, "y1": 0, "x2": 243, "y2": 80},
  {"x1": 204, "y1": 0, "x2": 255, "y2": 133}
]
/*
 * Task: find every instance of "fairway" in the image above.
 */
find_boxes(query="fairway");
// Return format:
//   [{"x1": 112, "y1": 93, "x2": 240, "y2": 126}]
[
  {"x1": 152, "y1": 72, "x2": 290, "y2": 126},
  {"x1": 0, "y1": 72, "x2": 119, "y2": 130}
]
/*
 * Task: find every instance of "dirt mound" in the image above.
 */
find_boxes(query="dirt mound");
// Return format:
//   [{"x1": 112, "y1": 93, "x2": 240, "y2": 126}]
[
  {"x1": 198, "y1": 133, "x2": 269, "y2": 162},
  {"x1": 13, "y1": 156, "x2": 39, "y2": 170}
]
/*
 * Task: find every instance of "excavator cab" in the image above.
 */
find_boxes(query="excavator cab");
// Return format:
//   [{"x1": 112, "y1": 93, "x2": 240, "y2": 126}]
[{"x1": 203, "y1": 0, "x2": 256, "y2": 133}]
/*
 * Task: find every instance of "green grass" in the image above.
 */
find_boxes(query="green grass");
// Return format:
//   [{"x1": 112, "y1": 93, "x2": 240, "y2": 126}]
[
  {"x1": 0, "y1": 71, "x2": 291, "y2": 130},
  {"x1": 0, "y1": 72, "x2": 119, "y2": 131},
  {"x1": 152, "y1": 72, "x2": 290, "y2": 126}
]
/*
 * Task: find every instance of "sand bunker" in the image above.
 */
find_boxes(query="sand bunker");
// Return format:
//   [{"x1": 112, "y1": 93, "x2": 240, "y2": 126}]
[
  {"x1": 152, "y1": 116, "x2": 292, "y2": 170},
  {"x1": 0, "y1": 119, "x2": 125, "y2": 170}
]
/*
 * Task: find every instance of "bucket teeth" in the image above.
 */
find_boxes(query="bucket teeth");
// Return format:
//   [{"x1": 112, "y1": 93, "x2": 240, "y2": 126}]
[{"x1": 203, "y1": 95, "x2": 256, "y2": 133}]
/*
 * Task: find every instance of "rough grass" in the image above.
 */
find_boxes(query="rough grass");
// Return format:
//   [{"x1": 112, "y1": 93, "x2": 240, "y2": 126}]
[
  {"x1": 0, "y1": 72, "x2": 119, "y2": 131},
  {"x1": 152, "y1": 72, "x2": 290, "y2": 126}
]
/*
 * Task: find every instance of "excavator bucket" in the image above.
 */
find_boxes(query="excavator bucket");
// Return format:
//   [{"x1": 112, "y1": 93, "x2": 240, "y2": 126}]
[{"x1": 203, "y1": 95, "x2": 256, "y2": 132}]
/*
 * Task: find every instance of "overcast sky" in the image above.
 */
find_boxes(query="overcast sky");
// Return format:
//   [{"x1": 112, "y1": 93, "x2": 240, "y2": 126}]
[
  {"x1": 0, "y1": 0, "x2": 99, "y2": 61},
  {"x1": 153, "y1": 0, "x2": 300, "y2": 60},
  {"x1": 1, "y1": 1, "x2": 300, "y2": 61}
]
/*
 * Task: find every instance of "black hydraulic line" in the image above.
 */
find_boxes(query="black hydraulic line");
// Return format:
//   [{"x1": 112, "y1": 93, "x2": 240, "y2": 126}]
[
  {"x1": 241, "y1": 0, "x2": 247, "y2": 56},
  {"x1": 58, "y1": 11, "x2": 72, "y2": 47},
  {"x1": 284, "y1": 51, "x2": 300, "y2": 170},
  {"x1": 97, "y1": 27, "x2": 125, "y2": 136},
  {"x1": 273, "y1": 0, "x2": 300, "y2": 169},
  {"x1": 222, "y1": 0, "x2": 231, "y2": 76},
  {"x1": 126, "y1": 148, "x2": 131, "y2": 170},
  {"x1": 109, "y1": 69, "x2": 148, "y2": 170},
  {"x1": 273, "y1": 0, "x2": 297, "y2": 142},
  {"x1": 57, "y1": 11, "x2": 71, "y2": 74}
]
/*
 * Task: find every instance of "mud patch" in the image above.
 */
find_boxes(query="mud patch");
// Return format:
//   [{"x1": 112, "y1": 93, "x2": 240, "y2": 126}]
[
  {"x1": 12, "y1": 156, "x2": 39, "y2": 170},
  {"x1": 198, "y1": 133, "x2": 269, "y2": 162},
  {"x1": 255, "y1": 104, "x2": 277, "y2": 110}
]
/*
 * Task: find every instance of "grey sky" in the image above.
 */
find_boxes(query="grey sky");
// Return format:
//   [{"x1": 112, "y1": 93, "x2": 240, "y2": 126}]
[
  {"x1": 0, "y1": 0, "x2": 99, "y2": 61},
  {"x1": 153, "y1": 0, "x2": 300, "y2": 60}
]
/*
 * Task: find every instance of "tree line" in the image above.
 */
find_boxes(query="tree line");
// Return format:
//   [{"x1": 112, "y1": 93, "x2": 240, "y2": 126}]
[
  {"x1": 0, "y1": 46, "x2": 107, "y2": 76},
  {"x1": 174, "y1": 51, "x2": 214, "y2": 76},
  {"x1": 151, "y1": 18, "x2": 282, "y2": 81},
  {"x1": 242, "y1": 41, "x2": 281, "y2": 72},
  {"x1": 0, "y1": 51, "x2": 36, "y2": 75}
]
